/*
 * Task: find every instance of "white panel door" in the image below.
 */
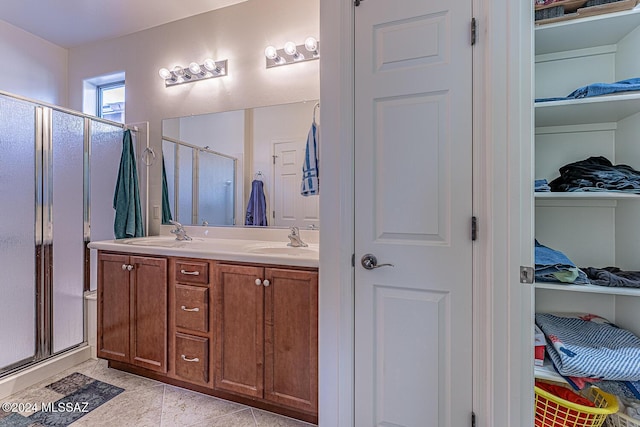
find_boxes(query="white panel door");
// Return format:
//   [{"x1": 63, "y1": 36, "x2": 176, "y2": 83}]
[
  {"x1": 273, "y1": 141, "x2": 320, "y2": 229},
  {"x1": 354, "y1": 0, "x2": 473, "y2": 425}
]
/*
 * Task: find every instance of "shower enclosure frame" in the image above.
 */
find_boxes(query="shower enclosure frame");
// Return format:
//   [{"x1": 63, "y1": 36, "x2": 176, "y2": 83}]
[{"x1": 0, "y1": 90, "x2": 145, "y2": 378}]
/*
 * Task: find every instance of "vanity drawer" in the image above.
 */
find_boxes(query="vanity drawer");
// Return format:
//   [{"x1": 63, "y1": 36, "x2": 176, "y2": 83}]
[
  {"x1": 175, "y1": 260, "x2": 209, "y2": 285},
  {"x1": 175, "y1": 284, "x2": 209, "y2": 333},
  {"x1": 175, "y1": 333, "x2": 209, "y2": 385}
]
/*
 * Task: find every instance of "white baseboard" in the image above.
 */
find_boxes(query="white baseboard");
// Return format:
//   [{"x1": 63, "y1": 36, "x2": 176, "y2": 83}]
[{"x1": 0, "y1": 346, "x2": 91, "y2": 400}]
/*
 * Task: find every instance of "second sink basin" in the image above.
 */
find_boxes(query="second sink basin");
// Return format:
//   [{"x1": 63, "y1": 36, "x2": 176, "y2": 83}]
[{"x1": 245, "y1": 246, "x2": 318, "y2": 256}]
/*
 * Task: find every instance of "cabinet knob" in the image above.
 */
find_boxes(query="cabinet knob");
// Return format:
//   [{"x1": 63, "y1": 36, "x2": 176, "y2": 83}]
[
  {"x1": 126, "y1": 264, "x2": 134, "y2": 271},
  {"x1": 181, "y1": 355, "x2": 200, "y2": 363},
  {"x1": 255, "y1": 278, "x2": 262, "y2": 286},
  {"x1": 263, "y1": 279, "x2": 270, "y2": 287},
  {"x1": 122, "y1": 264, "x2": 128, "y2": 270}
]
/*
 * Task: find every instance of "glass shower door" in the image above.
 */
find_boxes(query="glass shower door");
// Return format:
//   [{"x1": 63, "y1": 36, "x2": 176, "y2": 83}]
[
  {"x1": 51, "y1": 111, "x2": 85, "y2": 353},
  {"x1": 0, "y1": 95, "x2": 38, "y2": 371}
]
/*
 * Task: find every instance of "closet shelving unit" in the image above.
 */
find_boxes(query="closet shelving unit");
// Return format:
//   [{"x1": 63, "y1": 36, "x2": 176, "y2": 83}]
[{"x1": 533, "y1": 4, "x2": 640, "y2": 381}]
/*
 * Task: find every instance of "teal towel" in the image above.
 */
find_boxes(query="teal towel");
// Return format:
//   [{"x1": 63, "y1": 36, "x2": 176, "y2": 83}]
[{"x1": 113, "y1": 130, "x2": 144, "y2": 239}]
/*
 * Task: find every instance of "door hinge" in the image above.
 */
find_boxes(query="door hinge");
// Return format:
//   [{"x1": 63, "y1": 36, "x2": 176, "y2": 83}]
[
  {"x1": 272, "y1": 211, "x2": 275, "y2": 219},
  {"x1": 520, "y1": 266, "x2": 534, "y2": 284},
  {"x1": 472, "y1": 412, "x2": 476, "y2": 427},
  {"x1": 471, "y1": 216, "x2": 478, "y2": 241},
  {"x1": 355, "y1": 0, "x2": 363, "y2": 6},
  {"x1": 352, "y1": 253, "x2": 355, "y2": 267},
  {"x1": 471, "y1": 18, "x2": 477, "y2": 46}
]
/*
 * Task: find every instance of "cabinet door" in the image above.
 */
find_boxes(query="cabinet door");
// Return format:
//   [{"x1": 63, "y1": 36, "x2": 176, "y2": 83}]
[
  {"x1": 130, "y1": 255, "x2": 168, "y2": 373},
  {"x1": 264, "y1": 268, "x2": 318, "y2": 413},
  {"x1": 214, "y1": 264, "x2": 264, "y2": 398},
  {"x1": 97, "y1": 252, "x2": 131, "y2": 363}
]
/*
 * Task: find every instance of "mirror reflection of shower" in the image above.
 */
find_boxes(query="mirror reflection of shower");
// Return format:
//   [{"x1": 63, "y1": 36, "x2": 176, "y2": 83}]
[{"x1": 162, "y1": 137, "x2": 236, "y2": 226}]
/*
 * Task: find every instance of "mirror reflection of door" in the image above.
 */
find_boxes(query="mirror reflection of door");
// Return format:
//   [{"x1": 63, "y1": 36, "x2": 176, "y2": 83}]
[
  {"x1": 160, "y1": 100, "x2": 319, "y2": 228},
  {"x1": 272, "y1": 140, "x2": 320, "y2": 229}
]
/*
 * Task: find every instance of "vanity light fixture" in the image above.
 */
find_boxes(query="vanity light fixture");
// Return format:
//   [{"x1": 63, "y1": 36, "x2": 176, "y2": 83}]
[
  {"x1": 158, "y1": 58, "x2": 228, "y2": 87},
  {"x1": 264, "y1": 37, "x2": 320, "y2": 68}
]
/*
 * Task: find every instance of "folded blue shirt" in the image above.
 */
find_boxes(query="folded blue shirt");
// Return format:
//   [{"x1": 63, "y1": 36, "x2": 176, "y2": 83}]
[
  {"x1": 535, "y1": 240, "x2": 590, "y2": 284},
  {"x1": 536, "y1": 77, "x2": 640, "y2": 103}
]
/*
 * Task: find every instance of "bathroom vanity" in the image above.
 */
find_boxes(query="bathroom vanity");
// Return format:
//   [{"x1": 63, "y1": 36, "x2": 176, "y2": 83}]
[{"x1": 89, "y1": 232, "x2": 318, "y2": 423}]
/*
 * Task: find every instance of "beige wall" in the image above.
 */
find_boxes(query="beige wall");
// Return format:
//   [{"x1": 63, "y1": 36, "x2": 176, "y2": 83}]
[
  {"x1": 0, "y1": 19, "x2": 68, "y2": 105},
  {"x1": 66, "y1": 0, "x2": 319, "y2": 234}
]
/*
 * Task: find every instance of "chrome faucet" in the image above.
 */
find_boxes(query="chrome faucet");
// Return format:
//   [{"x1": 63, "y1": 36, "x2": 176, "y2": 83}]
[
  {"x1": 169, "y1": 220, "x2": 192, "y2": 241},
  {"x1": 287, "y1": 226, "x2": 308, "y2": 247}
]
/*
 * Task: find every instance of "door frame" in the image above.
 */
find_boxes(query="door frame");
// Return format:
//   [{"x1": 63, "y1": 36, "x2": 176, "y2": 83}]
[{"x1": 318, "y1": 1, "x2": 534, "y2": 427}]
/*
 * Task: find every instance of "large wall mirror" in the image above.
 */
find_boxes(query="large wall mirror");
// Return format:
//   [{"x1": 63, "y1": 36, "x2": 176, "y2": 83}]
[{"x1": 161, "y1": 100, "x2": 320, "y2": 229}]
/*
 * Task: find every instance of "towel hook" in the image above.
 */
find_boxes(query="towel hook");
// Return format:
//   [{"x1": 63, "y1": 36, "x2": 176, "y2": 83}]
[
  {"x1": 141, "y1": 146, "x2": 156, "y2": 167},
  {"x1": 254, "y1": 170, "x2": 264, "y2": 180},
  {"x1": 313, "y1": 102, "x2": 320, "y2": 124}
]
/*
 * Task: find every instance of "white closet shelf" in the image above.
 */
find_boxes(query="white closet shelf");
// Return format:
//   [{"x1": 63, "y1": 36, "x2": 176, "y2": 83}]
[
  {"x1": 535, "y1": 93, "x2": 640, "y2": 127},
  {"x1": 535, "y1": 5, "x2": 640, "y2": 55},
  {"x1": 535, "y1": 282, "x2": 640, "y2": 296}
]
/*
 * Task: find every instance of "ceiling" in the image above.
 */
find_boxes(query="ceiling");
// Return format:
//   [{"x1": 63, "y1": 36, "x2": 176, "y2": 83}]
[{"x1": 0, "y1": 0, "x2": 248, "y2": 49}]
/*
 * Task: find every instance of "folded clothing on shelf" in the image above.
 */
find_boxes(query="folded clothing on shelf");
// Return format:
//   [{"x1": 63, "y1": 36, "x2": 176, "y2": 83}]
[
  {"x1": 535, "y1": 179, "x2": 551, "y2": 192},
  {"x1": 583, "y1": 267, "x2": 640, "y2": 288},
  {"x1": 536, "y1": 313, "x2": 640, "y2": 381},
  {"x1": 549, "y1": 156, "x2": 640, "y2": 193},
  {"x1": 536, "y1": 77, "x2": 640, "y2": 102},
  {"x1": 535, "y1": 240, "x2": 590, "y2": 284}
]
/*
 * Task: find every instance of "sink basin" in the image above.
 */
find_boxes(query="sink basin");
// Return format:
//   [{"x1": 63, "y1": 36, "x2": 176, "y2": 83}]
[
  {"x1": 120, "y1": 237, "x2": 203, "y2": 248},
  {"x1": 245, "y1": 246, "x2": 318, "y2": 256}
]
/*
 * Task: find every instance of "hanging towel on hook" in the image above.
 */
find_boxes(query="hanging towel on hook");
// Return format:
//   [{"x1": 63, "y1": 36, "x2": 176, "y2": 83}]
[
  {"x1": 113, "y1": 129, "x2": 144, "y2": 239},
  {"x1": 301, "y1": 121, "x2": 319, "y2": 196},
  {"x1": 245, "y1": 179, "x2": 268, "y2": 226}
]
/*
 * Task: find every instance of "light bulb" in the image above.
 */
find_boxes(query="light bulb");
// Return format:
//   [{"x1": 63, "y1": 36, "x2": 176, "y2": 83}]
[
  {"x1": 158, "y1": 68, "x2": 172, "y2": 80},
  {"x1": 304, "y1": 37, "x2": 318, "y2": 53},
  {"x1": 203, "y1": 58, "x2": 221, "y2": 74},
  {"x1": 284, "y1": 41, "x2": 298, "y2": 56},
  {"x1": 189, "y1": 62, "x2": 202, "y2": 74},
  {"x1": 172, "y1": 66, "x2": 184, "y2": 77},
  {"x1": 264, "y1": 46, "x2": 278, "y2": 60}
]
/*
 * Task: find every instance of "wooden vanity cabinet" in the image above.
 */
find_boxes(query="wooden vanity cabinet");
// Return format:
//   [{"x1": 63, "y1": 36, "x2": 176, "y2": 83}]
[
  {"x1": 97, "y1": 252, "x2": 168, "y2": 373},
  {"x1": 214, "y1": 263, "x2": 318, "y2": 414},
  {"x1": 97, "y1": 250, "x2": 318, "y2": 422}
]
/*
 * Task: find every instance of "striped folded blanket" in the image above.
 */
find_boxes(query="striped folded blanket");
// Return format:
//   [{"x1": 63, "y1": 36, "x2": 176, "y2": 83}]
[{"x1": 536, "y1": 313, "x2": 640, "y2": 381}]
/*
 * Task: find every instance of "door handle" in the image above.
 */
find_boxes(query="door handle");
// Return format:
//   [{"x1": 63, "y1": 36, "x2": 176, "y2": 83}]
[{"x1": 361, "y1": 254, "x2": 394, "y2": 270}]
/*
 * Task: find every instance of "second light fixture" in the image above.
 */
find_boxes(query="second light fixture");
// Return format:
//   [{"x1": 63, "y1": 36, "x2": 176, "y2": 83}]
[{"x1": 264, "y1": 37, "x2": 319, "y2": 68}]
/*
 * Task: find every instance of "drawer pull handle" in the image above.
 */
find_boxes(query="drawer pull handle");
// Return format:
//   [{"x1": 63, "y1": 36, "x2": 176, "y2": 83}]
[
  {"x1": 181, "y1": 355, "x2": 200, "y2": 363},
  {"x1": 180, "y1": 269, "x2": 200, "y2": 276},
  {"x1": 180, "y1": 305, "x2": 200, "y2": 312}
]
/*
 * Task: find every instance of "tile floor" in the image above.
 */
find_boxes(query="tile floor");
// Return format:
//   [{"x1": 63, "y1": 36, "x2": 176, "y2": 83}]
[{"x1": 0, "y1": 359, "x2": 316, "y2": 427}]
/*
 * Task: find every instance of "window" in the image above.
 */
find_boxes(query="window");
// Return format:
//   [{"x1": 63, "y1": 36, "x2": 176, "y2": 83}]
[{"x1": 97, "y1": 81, "x2": 125, "y2": 123}]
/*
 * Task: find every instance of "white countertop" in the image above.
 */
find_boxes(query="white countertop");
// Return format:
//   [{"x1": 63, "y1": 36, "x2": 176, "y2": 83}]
[{"x1": 88, "y1": 227, "x2": 319, "y2": 268}]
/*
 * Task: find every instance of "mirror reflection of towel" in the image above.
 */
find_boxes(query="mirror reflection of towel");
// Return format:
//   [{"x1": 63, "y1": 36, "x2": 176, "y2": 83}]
[
  {"x1": 245, "y1": 179, "x2": 267, "y2": 226},
  {"x1": 301, "y1": 122, "x2": 319, "y2": 196}
]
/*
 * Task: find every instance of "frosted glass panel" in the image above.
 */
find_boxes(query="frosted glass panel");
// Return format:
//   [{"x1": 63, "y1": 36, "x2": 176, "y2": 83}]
[
  {"x1": 52, "y1": 111, "x2": 85, "y2": 353},
  {"x1": 178, "y1": 146, "x2": 193, "y2": 225},
  {"x1": 90, "y1": 121, "x2": 124, "y2": 243},
  {"x1": 0, "y1": 95, "x2": 37, "y2": 369},
  {"x1": 162, "y1": 141, "x2": 176, "y2": 222},
  {"x1": 198, "y1": 153, "x2": 235, "y2": 226}
]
